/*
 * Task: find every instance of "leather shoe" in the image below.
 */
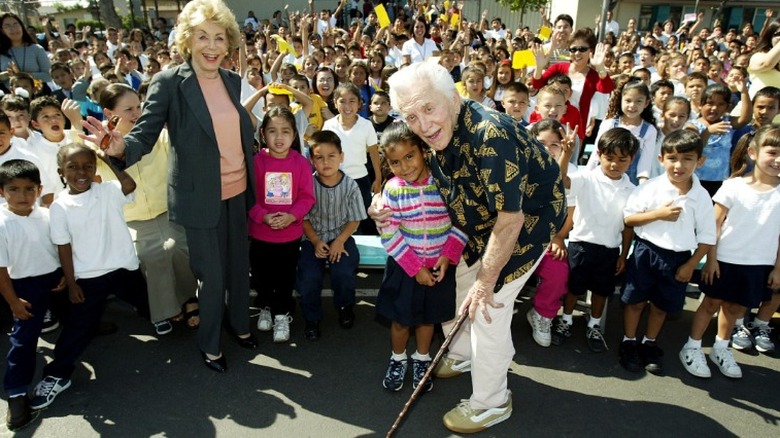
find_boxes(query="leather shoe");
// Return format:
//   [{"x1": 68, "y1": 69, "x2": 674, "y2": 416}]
[
  {"x1": 233, "y1": 332, "x2": 258, "y2": 349},
  {"x1": 337, "y1": 306, "x2": 355, "y2": 329},
  {"x1": 201, "y1": 351, "x2": 227, "y2": 373}
]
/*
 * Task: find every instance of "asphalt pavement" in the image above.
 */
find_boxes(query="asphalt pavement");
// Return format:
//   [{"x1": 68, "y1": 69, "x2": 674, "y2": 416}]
[{"x1": 1, "y1": 272, "x2": 779, "y2": 437}]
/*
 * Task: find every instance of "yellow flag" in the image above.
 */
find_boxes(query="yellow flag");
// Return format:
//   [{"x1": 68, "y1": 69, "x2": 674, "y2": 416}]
[
  {"x1": 272, "y1": 34, "x2": 297, "y2": 58},
  {"x1": 444, "y1": 1, "x2": 450, "y2": 10},
  {"x1": 375, "y1": 4, "x2": 391, "y2": 29},
  {"x1": 268, "y1": 83, "x2": 293, "y2": 96},
  {"x1": 512, "y1": 50, "x2": 536, "y2": 69},
  {"x1": 538, "y1": 26, "x2": 552, "y2": 41},
  {"x1": 450, "y1": 13, "x2": 460, "y2": 28}
]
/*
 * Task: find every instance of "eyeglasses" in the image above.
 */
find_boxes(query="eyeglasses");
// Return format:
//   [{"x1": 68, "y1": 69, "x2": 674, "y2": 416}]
[{"x1": 568, "y1": 46, "x2": 590, "y2": 53}]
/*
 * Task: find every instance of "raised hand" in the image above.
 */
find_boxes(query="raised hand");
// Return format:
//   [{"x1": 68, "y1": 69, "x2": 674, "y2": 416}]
[{"x1": 590, "y1": 43, "x2": 607, "y2": 71}]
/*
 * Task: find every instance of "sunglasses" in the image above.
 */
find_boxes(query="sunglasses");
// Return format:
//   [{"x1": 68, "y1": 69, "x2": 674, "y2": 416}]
[{"x1": 568, "y1": 46, "x2": 590, "y2": 53}]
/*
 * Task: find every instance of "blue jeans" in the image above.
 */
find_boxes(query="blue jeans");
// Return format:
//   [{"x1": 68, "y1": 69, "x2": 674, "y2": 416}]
[
  {"x1": 296, "y1": 237, "x2": 359, "y2": 321},
  {"x1": 4, "y1": 269, "x2": 62, "y2": 396}
]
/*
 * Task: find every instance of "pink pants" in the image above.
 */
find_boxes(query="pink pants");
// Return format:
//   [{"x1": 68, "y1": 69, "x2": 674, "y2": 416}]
[{"x1": 532, "y1": 252, "x2": 569, "y2": 319}]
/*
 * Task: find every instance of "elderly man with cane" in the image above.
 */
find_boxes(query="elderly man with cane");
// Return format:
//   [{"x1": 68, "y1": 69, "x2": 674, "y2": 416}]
[{"x1": 374, "y1": 62, "x2": 566, "y2": 434}]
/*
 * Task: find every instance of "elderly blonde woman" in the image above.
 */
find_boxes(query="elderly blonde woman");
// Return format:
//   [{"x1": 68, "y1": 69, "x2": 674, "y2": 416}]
[{"x1": 84, "y1": 0, "x2": 257, "y2": 372}]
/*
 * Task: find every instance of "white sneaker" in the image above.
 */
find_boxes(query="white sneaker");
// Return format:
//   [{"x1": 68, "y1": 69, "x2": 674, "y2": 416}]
[
  {"x1": 257, "y1": 307, "x2": 272, "y2": 331},
  {"x1": 731, "y1": 324, "x2": 753, "y2": 351},
  {"x1": 752, "y1": 324, "x2": 775, "y2": 354},
  {"x1": 526, "y1": 309, "x2": 551, "y2": 347},
  {"x1": 710, "y1": 347, "x2": 742, "y2": 379},
  {"x1": 273, "y1": 314, "x2": 292, "y2": 343},
  {"x1": 679, "y1": 347, "x2": 711, "y2": 378}
]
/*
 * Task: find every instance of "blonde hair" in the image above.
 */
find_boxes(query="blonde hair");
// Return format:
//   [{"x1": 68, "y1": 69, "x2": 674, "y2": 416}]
[{"x1": 174, "y1": 0, "x2": 240, "y2": 61}]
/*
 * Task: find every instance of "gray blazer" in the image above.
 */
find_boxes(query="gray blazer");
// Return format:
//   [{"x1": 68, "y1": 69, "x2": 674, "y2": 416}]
[{"x1": 123, "y1": 61, "x2": 257, "y2": 228}]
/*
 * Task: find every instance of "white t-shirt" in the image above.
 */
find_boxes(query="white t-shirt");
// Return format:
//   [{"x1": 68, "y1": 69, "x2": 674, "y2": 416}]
[
  {"x1": 624, "y1": 174, "x2": 716, "y2": 252},
  {"x1": 0, "y1": 205, "x2": 60, "y2": 279},
  {"x1": 49, "y1": 181, "x2": 139, "y2": 279},
  {"x1": 26, "y1": 130, "x2": 80, "y2": 198},
  {"x1": 317, "y1": 17, "x2": 337, "y2": 36},
  {"x1": 322, "y1": 116, "x2": 377, "y2": 180},
  {"x1": 712, "y1": 177, "x2": 780, "y2": 266},
  {"x1": 401, "y1": 38, "x2": 439, "y2": 64},
  {"x1": 484, "y1": 28, "x2": 508, "y2": 41},
  {"x1": 568, "y1": 167, "x2": 635, "y2": 248},
  {"x1": 0, "y1": 141, "x2": 58, "y2": 199}
]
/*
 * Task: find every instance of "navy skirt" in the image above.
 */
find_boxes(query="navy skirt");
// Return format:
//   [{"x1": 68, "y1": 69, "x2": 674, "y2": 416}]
[{"x1": 375, "y1": 257, "x2": 457, "y2": 327}]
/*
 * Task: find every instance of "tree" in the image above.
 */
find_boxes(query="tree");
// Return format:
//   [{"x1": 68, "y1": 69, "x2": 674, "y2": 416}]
[
  {"x1": 496, "y1": 0, "x2": 550, "y2": 12},
  {"x1": 91, "y1": 0, "x2": 122, "y2": 29}
]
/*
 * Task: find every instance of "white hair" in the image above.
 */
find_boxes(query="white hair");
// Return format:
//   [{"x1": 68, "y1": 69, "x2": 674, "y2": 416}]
[{"x1": 387, "y1": 61, "x2": 457, "y2": 112}]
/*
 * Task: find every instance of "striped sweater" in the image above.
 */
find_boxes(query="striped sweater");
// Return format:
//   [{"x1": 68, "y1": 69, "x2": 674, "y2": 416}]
[{"x1": 380, "y1": 174, "x2": 468, "y2": 277}]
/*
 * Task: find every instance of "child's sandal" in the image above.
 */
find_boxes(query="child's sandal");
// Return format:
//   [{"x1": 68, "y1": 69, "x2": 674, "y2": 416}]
[{"x1": 181, "y1": 297, "x2": 199, "y2": 330}]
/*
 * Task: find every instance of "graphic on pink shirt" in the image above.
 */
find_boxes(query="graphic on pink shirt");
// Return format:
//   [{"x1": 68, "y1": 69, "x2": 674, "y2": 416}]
[{"x1": 265, "y1": 172, "x2": 293, "y2": 205}]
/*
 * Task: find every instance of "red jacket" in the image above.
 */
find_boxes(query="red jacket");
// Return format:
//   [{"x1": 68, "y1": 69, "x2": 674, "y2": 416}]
[{"x1": 529, "y1": 103, "x2": 583, "y2": 140}]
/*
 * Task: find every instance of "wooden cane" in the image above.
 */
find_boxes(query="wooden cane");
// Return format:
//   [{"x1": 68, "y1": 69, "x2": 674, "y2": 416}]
[{"x1": 386, "y1": 310, "x2": 469, "y2": 438}]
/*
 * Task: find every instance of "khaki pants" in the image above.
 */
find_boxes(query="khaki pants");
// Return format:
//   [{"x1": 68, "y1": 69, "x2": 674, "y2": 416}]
[{"x1": 443, "y1": 255, "x2": 544, "y2": 409}]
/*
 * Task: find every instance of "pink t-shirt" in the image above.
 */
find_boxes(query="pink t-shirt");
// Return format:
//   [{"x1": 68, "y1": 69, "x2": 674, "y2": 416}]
[{"x1": 198, "y1": 75, "x2": 246, "y2": 199}]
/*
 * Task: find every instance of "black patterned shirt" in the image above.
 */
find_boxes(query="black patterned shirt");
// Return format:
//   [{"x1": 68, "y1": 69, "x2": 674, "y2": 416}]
[{"x1": 429, "y1": 100, "x2": 567, "y2": 290}]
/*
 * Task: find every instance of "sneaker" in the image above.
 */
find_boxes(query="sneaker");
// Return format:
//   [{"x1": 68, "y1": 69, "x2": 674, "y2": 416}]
[
  {"x1": 433, "y1": 356, "x2": 471, "y2": 378},
  {"x1": 710, "y1": 347, "x2": 743, "y2": 378},
  {"x1": 30, "y1": 376, "x2": 71, "y2": 410},
  {"x1": 551, "y1": 317, "x2": 572, "y2": 346},
  {"x1": 257, "y1": 307, "x2": 272, "y2": 332},
  {"x1": 304, "y1": 320, "x2": 320, "y2": 341},
  {"x1": 153, "y1": 319, "x2": 173, "y2": 336},
  {"x1": 41, "y1": 310, "x2": 59, "y2": 334},
  {"x1": 411, "y1": 358, "x2": 433, "y2": 392},
  {"x1": 639, "y1": 341, "x2": 664, "y2": 375},
  {"x1": 337, "y1": 306, "x2": 355, "y2": 329},
  {"x1": 618, "y1": 340, "x2": 643, "y2": 373},
  {"x1": 585, "y1": 325, "x2": 608, "y2": 353},
  {"x1": 6, "y1": 396, "x2": 38, "y2": 431},
  {"x1": 679, "y1": 346, "x2": 711, "y2": 378},
  {"x1": 752, "y1": 324, "x2": 775, "y2": 354},
  {"x1": 272, "y1": 314, "x2": 292, "y2": 343},
  {"x1": 443, "y1": 390, "x2": 512, "y2": 433},
  {"x1": 526, "y1": 309, "x2": 551, "y2": 347},
  {"x1": 382, "y1": 357, "x2": 408, "y2": 391},
  {"x1": 731, "y1": 324, "x2": 754, "y2": 351}
]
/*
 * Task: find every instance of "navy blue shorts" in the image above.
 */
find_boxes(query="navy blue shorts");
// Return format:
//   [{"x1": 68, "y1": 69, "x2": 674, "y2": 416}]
[
  {"x1": 699, "y1": 261, "x2": 775, "y2": 308},
  {"x1": 568, "y1": 241, "x2": 619, "y2": 297},
  {"x1": 621, "y1": 238, "x2": 691, "y2": 313}
]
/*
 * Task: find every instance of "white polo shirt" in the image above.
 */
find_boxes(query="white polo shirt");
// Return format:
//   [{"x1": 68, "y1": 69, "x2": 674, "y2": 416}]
[
  {"x1": 624, "y1": 174, "x2": 716, "y2": 252},
  {"x1": 49, "y1": 181, "x2": 139, "y2": 279},
  {"x1": 0, "y1": 142, "x2": 57, "y2": 200},
  {"x1": 569, "y1": 167, "x2": 635, "y2": 248},
  {"x1": 0, "y1": 205, "x2": 59, "y2": 279},
  {"x1": 322, "y1": 116, "x2": 378, "y2": 180}
]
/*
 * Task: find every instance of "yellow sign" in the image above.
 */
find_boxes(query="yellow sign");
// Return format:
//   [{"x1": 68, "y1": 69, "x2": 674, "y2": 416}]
[
  {"x1": 538, "y1": 26, "x2": 552, "y2": 41},
  {"x1": 375, "y1": 4, "x2": 391, "y2": 29},
  {"x1": 268, "y1": 83, "x2": 293, "y2": 96},
  {"x1": 512, "y1": 50, "x2": 536, "y2": 69},
  {"x1": 450, "y1": 13, "x2": 460, "y2": 28},
  {"x1": 272, "y1": 34, "x2": 297, "y2": 57}
]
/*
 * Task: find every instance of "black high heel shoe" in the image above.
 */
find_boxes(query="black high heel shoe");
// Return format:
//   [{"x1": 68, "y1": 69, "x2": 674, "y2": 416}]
[
  {"x1": 200, "y1": 351, "x2": 227, "y2": 373},
  {"x1": 233, "y1": 332, "x2": 258, "y2": 349}
]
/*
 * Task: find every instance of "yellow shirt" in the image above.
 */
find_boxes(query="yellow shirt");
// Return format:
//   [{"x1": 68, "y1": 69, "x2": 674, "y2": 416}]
[
  {"x1": 292, "y1": 93, "x2": 327, "y2": 132},
  {"x1": 98, "y1": 129, "x2": 170, "y2": 222}
]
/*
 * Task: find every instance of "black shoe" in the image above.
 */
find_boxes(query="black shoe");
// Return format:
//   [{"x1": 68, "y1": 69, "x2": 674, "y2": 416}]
[
  {"x1": 619, "y1": 340, "x2": 643, "y2": 373},
  {"x1": 337, "y1": 306, "x2": 355, "y2": 329},
  {"x1": 551, "y1": 317, "x2": 572, "y2": 346},
  {"x1": 6, "y1": 396, "x2": 38, "y2": 431},
  {"x1": 304, "y1": 320, "x2": 320, "y2": 341},
  {"x1": 201, "y1": 351, "x2": 227, "y2": 373},
  {"x1": 233, "y1": 332, "x2": 258, "y2": 349},
  {"x1": 586, "y1": 325, "x2": 608, "y2": 353},
  {"x1": 95, "y1": 321, "x2": 118, "y2": 336},
  {"x1": 639, "y1": 341, "x2": 664, "y2": 375}
]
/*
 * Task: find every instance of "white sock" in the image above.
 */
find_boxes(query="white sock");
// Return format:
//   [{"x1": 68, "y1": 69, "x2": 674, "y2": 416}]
[
  {"x1": 735, "y1": 317, "x2": 744, "y2": 327},
  {"x1": 562, "y1": 313, "x2": 573, "y2": 325},
  {"x1": 685, "y1": 337, "x2": 702, "y2": 349},
  {"x1": 642, "y1": 336, "x2": 656, "y2": 344},
  {"x1": 392, "y1": 350, "x2": 407, "y2": 361},
  {"x1": 713, "y1": 336, "x2": 729, "y2": 350},
  {"x1": 588, "y1": 316, "x2": 601, "y2": 328},
  {"x1": 754, "y1": 318, "x2": 770, "y2": 327},
  {"x1": 622, "y1": 336, "x2": 636, "y2": 342},
  {"x1": 411, "y1": 351, "x2": 431, "y2": 361}
]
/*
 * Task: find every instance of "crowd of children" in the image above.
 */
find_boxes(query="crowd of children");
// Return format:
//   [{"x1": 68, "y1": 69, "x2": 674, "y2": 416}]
[{"x1": 1, "y1": 0, "x2": 779, "y2": 433}]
